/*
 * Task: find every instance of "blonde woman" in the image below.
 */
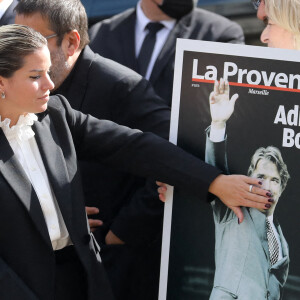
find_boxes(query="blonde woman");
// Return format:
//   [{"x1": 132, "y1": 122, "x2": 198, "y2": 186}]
[{"x1": 260, "y1": 0, "x2": 300, "y2": 49}]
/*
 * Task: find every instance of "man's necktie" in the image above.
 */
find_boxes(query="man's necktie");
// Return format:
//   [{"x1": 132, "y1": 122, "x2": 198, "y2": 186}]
[
  {"x1": 137, "y1": 22, "x2": 164, "y2": 77},
  {"x1": 266, "y1": 219, "x2": 280, "y2": 266}
]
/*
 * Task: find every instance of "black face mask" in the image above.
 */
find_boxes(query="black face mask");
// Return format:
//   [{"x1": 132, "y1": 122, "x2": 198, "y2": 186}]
[{"x1": 158, "y1": 0, "x2": 195, "y2": 19}]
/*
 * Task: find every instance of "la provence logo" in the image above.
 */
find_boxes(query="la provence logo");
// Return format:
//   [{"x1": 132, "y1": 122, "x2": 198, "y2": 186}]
[{"x1": 192, "y1": 59, "x2": 300, "y2": 93}]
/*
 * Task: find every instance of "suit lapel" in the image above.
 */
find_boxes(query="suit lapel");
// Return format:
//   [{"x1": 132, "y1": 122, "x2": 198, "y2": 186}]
[
  {"x1": 33, "y1": 115, "x2": 73, "y2": 232},
  {"x1": 249, "y1": 208, "x2": 269, "y2": 260},
  {"x1": 0, "y1": 129, "x2": 52, "y2": 248},
  {"x1": 270, "y1": 219, "x2": 289, "y2": 283},
  {"x1": 150, "y1": 13, "x2": 191, "y2": 84},
  {"x1": 275, "y1": 221, "x2": 288, "y2": 258},
  {"x1": 0, "y1": 10, "x2": 11, "y2": 26},
  {"x1": 121, "y1": 11, "x2": 139, "y2": 72}
]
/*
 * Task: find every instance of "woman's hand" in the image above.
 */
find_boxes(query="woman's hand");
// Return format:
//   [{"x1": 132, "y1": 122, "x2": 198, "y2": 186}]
[
  {"x1": 209, "y1": 174, "x2": 271, "y2": 223},
  {"x1": 157, "y1": 175, "x2": 272, "y2": 224},
  {"x1": 156, "y1": 181, "x2": 168, "y2": 202}
]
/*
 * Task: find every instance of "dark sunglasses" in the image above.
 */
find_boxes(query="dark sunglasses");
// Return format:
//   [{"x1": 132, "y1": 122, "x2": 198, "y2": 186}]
[{"x1": 251, "y1": 0, "x2": 261, "y2": 9}]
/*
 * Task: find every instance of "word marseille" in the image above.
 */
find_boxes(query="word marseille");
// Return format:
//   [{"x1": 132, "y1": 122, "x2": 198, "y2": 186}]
[
  {"x1": 192, "y1": 60, "x2": 300, "y2": 89},
  {"x1": 274, "y1": 105, "x2": 300, "y2": 148},
  {"x1": 248, "y1": 89, "x2": 269, "y2": 95}
]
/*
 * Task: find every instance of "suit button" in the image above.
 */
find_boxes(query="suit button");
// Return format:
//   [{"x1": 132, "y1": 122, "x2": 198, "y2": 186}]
[{"x1": 82, "y1": 234, "x2": 91, "y2": 244}]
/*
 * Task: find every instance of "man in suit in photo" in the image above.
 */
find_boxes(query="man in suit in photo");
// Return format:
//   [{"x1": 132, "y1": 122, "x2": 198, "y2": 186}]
[
  {"x1": 0, "y1": 0, "x2": 18, "y2": 25},
  {"x1": 206, "y1": 141, "x2": 289, "y2": 299},
  {"x1": 88, "y1": 0, "x2": 244, "y2": 106},
  {"x1": 205, "y1": 79, "x2": 289, "y2": 299}
]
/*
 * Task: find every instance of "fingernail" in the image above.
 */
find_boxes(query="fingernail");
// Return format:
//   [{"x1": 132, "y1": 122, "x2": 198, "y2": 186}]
[
  {"x1": 265, "y1": 204, "x2": 271, "y2": 209},
  {"x1": 268, "y1": 199, "x2": 274, "y2": 203},
  {"x1": 258, "y1": 181, "x2": 263, "y2": 185},
  {"x1": 238, "y1": 218, "x2": 240, "y2": 224},
  {"x1": 266, "y1": 192, "x2": 272, "y2": 197}
]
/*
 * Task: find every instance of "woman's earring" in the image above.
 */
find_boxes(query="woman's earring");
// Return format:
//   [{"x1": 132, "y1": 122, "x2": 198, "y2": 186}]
[{"x1": 1, "y1": 92, "x2": 5, "y2": 99}]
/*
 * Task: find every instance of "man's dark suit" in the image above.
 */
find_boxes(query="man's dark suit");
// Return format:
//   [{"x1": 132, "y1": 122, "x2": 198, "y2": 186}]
[
  {"x1": 54, "y1": 46, "x2": 171, "y2": 299},
  {"x1": 88, "y1": 7, "x2": 244, "y2": 106},
  {"x1": 0, "y1": 0, "x2": 18, "y2": 25},
  {"x1": 0, "y1": 94, "x2": 221, "y2": 299}
]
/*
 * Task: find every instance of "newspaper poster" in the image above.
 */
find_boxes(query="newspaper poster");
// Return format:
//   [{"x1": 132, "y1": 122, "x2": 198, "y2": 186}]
[{"x1": 159, "y1": 39, "x2": 300, "y2": 300}]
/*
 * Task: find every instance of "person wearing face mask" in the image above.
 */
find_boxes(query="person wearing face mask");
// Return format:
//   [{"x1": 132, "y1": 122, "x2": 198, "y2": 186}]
[{"x1": 88, "y1": 0, "x2": 244, "y2": 107}]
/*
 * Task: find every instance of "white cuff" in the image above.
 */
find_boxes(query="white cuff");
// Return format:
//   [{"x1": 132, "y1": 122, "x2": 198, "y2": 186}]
[{"x1": 209, "y1": 125, "x2": 226, "y2": 142}]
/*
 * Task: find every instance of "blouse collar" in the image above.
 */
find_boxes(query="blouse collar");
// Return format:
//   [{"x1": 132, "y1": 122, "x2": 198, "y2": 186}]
[{"x1": 0, "y1": 113, "x2": 38, "y2": 142}]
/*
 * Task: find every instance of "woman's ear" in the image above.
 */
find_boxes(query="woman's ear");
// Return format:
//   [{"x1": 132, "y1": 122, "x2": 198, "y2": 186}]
[
  {"x1": 0, "y1": 77, "x2": 6, "y2": 99},
  {"x1": 0, "y1": 76, "x2": 6, "y2": 90}
]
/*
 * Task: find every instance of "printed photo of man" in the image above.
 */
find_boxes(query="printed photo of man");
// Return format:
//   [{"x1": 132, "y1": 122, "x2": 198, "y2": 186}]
[{"x1": 205, "y1": 79, "x2": 290, "y2": 299}]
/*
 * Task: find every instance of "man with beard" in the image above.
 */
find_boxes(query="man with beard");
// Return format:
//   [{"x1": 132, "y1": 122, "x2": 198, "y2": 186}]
[{"x1": 88, "y1": 0, "x2": 245, "y2": 106}]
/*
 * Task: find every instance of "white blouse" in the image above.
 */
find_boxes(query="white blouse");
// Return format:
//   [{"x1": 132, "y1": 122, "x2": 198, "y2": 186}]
[{"x1": 0, "y1": 114, "x2": 71, "y2": 250}]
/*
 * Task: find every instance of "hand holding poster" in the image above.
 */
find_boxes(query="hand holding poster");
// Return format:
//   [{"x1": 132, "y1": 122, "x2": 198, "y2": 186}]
[{"x1": 160, "y1": 39, "x2": 300, "y2": 300}]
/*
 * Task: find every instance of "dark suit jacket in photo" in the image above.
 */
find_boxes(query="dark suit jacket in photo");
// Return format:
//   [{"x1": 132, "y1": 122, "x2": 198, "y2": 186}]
[
  {"x1": 88, "y1": 7, "x2": 245, "y2": 106},
  {"x1": 0, "y1": 0, "x2": 18, "y2": 25},
  {"x1": 0, "y1": 94, "x2": 221, "y2": 299}
]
